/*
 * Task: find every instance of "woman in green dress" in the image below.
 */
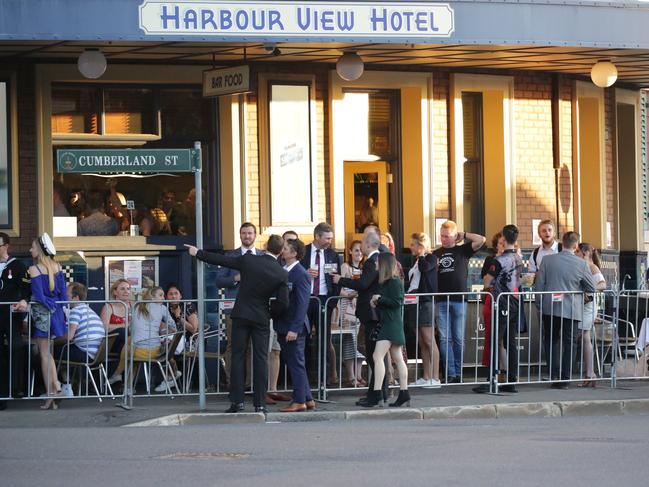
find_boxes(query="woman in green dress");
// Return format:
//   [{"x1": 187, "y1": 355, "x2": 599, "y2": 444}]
[{"x1": 363, "y1": 252, "x2": 410, "y2": 408}]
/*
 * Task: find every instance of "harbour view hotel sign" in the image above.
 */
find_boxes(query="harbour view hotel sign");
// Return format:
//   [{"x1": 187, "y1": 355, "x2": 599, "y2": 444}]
[{"x1": 139, "y1": 1, "x2": 455, "y2": 38}]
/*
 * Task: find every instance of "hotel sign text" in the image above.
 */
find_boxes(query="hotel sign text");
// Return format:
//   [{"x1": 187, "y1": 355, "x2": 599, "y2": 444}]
[{"x1": 139, "y1": 1, "x2": 455, "y2": 38}]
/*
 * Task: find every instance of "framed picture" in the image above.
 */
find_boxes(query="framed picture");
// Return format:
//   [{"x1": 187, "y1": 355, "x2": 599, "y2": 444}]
[{"x1": 104, "y1": 256, "x2": 159, "y2": 301}]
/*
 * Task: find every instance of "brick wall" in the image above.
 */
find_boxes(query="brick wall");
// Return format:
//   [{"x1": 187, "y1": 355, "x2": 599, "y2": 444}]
[
  {"x1": 513, "y1": 73, "x2": 557, "y2": 247},
  {"x1": 9, "y1": 65, "x2": 38, "y2": 253},
  {"x1": 558, "y1": 77, "x2": 575, "y2": 235},
  {"x1": 604, "y1": 87, "x2": 617, "y2": 248},
  {"x1": 432, "y1": 71, "x2": 450, "y2": 220}
]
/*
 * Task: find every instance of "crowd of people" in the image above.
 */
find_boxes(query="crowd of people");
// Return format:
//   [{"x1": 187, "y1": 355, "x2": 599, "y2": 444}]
[{"x1": 0, "y1": 216, "x2": 611, "y2": 412}]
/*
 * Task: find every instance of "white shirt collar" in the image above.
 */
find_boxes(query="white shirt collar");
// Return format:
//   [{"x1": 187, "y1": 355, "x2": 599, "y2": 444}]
[
  {"x1": 284, "y1": 261, "x2": 300, "y2": 272},
  {"x1": 367, "y1": 249, "x2": 380, "y2": 259},
  {"x1": 241, "y1": 246, "x2": 256, "y2": 255}
]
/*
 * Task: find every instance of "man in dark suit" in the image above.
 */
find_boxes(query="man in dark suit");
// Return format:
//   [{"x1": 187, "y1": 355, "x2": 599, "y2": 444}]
[
  {"x1": 0, "y1": 232, "x2": 30, "y2": 409},
  {"x1": 215, "y1": 222, "x2": 259, "y2": 386},
  {"x1": 186, "y1": 235, "x2": 289, "y2": 413},
  {"x1": 274, "y1": 238, "x2": 314, "y2": 412},
  {"x1": 333, "y1": 231, "x2": 387, "y2": 405},
  {"x1": 299, "y1": 222, "x2": 341, "y2": 387}
]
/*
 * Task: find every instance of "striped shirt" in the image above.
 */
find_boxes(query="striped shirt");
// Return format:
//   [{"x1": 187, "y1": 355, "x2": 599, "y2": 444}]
[{"x1": 68, "y1": 304, "x2": 106, "y2": 359}]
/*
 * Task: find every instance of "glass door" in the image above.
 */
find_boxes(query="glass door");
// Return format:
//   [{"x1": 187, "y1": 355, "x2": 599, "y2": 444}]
[{"x1": 344, "y1": 161, "x2": 388, "y2": 246}]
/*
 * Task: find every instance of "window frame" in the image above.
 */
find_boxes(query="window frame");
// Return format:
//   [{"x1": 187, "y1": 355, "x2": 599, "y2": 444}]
[
  {"x1": 0, "y1": 72, "x2": 19, "y2": 235},
  {"x1": 36, "y1": 64, "x2": 216, "y2": 251},
  {"x1": 258, "y1": 73, "x2": 319, "y2": 234}
]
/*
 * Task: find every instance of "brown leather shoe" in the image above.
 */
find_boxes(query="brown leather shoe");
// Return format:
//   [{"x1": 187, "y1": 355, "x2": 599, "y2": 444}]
[
  {"x1": 279, "y1": 402, "x2": 306, "y2": 413},
  {"x1": 265, "y1": 394, "x2": 277, "y2": 405},
  {"x1": 305, "y1": 400, "x2": 316, "y2": 410},
  {"x1": 267, "y1": 392, "x2": 292, "y2": 402}
]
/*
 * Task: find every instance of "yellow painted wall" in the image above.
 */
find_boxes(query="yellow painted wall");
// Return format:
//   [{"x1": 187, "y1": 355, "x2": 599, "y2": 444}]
[
  {"x1": 483, "y1": 91, "x2": 507, "y2": 240},
  {"x1": 578, "y1": 96, "x2": 605, "y2": 247},
  {"x1": 219, "y1": 97, "x2": 238, "y2": 250},
  {"x1": 401, "y1": 87, "x2": 424, "y2": 240}
]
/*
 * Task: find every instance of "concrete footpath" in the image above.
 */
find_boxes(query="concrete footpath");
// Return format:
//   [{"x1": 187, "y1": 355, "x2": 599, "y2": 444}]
[{"x1": 1, "y1": 379, "x2": 648, "y2": 428}]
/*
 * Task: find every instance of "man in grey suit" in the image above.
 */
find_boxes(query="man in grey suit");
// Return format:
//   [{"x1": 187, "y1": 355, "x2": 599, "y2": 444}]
[{"x1": 535, "y1": 231, "x2": 596, "y2": 388}]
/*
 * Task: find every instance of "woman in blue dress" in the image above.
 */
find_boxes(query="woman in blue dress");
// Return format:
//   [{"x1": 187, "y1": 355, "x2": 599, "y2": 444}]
[{"x1": 29, "y1": 233, "x2": 67, "y2": 410}]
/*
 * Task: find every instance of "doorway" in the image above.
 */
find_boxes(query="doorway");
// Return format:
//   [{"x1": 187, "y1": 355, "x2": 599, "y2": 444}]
[
  {"x1": 461, "y1": 92, "x2": 485, "y2": 236},
  {"x1": 340, "y1": 88, "x2": 401, "y2": 249}
]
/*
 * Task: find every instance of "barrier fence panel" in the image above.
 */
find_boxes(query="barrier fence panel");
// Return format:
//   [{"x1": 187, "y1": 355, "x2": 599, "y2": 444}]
[
  {"x1": 612, "y1": 290, "x2": 649, "y2": 382},
  {"x1": 0, "y1": 299, "x2": 129, "y2": 405},
  {"x1": 493, "y1": 290, "x2": 624, "y2": 392},
  {"x1": 321, "y1": 291, "x2": 494, "y2": 400}
]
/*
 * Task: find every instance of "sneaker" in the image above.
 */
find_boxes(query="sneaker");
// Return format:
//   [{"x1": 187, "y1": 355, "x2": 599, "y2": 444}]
[
  {"x1": 154, "y1": 381, "x2": 169, "y2": 393},
  {"x1": 423, "y1": 379, "x2": 442, "y2": 389},
  {"x1": 108, "y1": 374, "x2": 122, "y2": 385},
  {"x1": 174, "y1": 370, "x2": 182, "y2": 379},
  {"x1": 61, "y1": 383, "x2": 74, "y2": 397},
  {"x1": 413, "y1": 378, "x2": 429, "y2": 386}
]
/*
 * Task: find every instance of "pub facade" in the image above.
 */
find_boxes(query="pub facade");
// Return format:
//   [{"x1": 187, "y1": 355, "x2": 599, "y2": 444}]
[{"x1": 0, "y1": 0, "x2": 648, "y2": 300}]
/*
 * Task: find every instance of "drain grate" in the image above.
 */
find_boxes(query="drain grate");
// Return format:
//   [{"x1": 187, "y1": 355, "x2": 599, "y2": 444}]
[{"x1": 156, "y1": 452, "x2": 250, "y2": 460}]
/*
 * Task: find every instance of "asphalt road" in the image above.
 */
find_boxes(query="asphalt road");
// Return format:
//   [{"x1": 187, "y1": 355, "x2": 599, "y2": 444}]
[{"x1": 1, "y1": 415, "x2": 648, "y2": 486}]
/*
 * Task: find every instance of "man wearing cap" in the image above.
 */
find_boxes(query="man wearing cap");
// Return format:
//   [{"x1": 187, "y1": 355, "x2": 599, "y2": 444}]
[{"x1": 0, "y1": 233, "x2": 31, "y2": 409}]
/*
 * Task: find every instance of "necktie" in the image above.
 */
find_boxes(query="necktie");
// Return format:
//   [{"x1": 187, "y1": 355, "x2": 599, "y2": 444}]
[
  {"x1": 313, "y1": 249, "x2": 321, "y2": 295},
  {"x1": 245, "y1": 249, "x2": 252, "y2": 255}
]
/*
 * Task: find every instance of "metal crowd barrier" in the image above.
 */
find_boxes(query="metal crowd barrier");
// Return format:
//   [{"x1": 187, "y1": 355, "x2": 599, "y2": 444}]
[
  {"x1": 0, "y1": 299, "x2": 129, "y2": 406},
  {"x1": 3, "y1": 288, "x2": 648, "y2": 407},
  {"x1": 322, "y1": 291, "x2": 494, "y2": 400}
]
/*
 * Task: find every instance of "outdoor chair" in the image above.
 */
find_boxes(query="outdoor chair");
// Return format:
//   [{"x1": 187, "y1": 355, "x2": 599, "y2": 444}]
[
  {"x1": 131, "y1": 331, "x2": 184, "y2": 395},
  {"x1": 56, "y1": 333, "x2": 119, "y2": 402}
]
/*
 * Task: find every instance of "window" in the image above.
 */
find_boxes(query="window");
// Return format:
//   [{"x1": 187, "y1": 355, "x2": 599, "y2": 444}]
[
  {"x1": 0, "y1": 79, "x2": 12, "y2": 228},
  {"x1": 268, "y1": 82, "x2": 314, "y2": 225},
  {"x1": 461, "y1": 91, "x2": 485, "y2": 236},
  {"x1": 51, "y1": 85, "x2": 214, "y2": 237}
]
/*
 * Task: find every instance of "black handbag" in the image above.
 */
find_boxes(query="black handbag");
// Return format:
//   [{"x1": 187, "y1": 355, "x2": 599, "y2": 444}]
[{"x1": 369, "y1": 306, "x2": 382, "y2": 341}]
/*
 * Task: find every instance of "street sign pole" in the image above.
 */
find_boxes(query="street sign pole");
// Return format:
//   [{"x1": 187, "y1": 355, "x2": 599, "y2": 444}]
[{"x1": 193, "y1": 141, "x2": 206, "y2": 411}]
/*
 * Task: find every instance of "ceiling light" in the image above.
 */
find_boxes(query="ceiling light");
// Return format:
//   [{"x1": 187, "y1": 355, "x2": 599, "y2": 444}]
[
  {"x1": 78, "y1": 49, "x2": 107, "y2": 79},
  {"x1": 590, "y1": 60, "x2": 617, "y2": 88},
  {"x1": 336, "y1": 52, "x2": 364, "y2": 81}
]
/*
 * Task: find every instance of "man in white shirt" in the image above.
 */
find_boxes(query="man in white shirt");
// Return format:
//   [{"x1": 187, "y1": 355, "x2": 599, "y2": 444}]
[{"x1": 529, "y1": 219, "x2": 561, "y2": 279}]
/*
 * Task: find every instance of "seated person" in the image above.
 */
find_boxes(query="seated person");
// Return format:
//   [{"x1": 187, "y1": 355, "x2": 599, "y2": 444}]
[
  {"x1": 77, "y1": 191, "x2": 119, "y2": 236},
  {"x1": 56, "y1": 282, "x2": 107, "y2": 394}
]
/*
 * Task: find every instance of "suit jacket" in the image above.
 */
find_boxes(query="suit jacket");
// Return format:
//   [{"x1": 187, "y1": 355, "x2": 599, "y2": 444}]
[
  {"x1": 197, "y1": 250, "x2": 289, "y2": 326},
  {"x1": 300, "y1": 244, "x2": 341, "y2": 298},
  {"x1": 273, "y1": 263, "x2": 311, "y2": 335},
  {"x1": 0, "y1": 257, "x2": 31, "y2": 319},
  {"x1": 337, "y1": 252, "x2": 380, "y2": 323},
  {"x1": 534, "y1": 250, "x2": 596, "y2": 320},
  {"x1": 214, "y1": 247, "x2": 261, "y2": 314}
]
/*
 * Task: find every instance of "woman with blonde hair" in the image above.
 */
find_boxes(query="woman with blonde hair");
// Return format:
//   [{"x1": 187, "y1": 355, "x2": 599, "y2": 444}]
[
  {"x1": 108, "y1": 286, "x2": 176, "y2": 389},
  {"x1": 29, "y1": 233, "x2": 67, "y2": 409},
  {"x1": 362, "y1": 252, "x2": 410, "y2": 407},
  {"x1": 408, "y1": 232, "x2": 441, "y2": 388}
]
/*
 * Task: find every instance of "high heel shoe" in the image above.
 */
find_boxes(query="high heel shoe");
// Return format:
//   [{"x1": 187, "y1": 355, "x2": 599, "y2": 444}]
[
  {"x1": 359, "y1": 389, "x2": 384, "y2": 408},
  {"x1": 578, "y1": 376, "x2": 597, "y2": 388},
  {"x1": 40, "y1": 399, "x2": 59, "y2": 410},
  {"x1": 389, "y1": 390, "x2": 411, "y2": 408}
]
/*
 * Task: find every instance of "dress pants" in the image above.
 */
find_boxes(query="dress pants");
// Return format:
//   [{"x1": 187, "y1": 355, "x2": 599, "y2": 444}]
[
  {"x1": 363, "y1": 320, "x2": 388, "y2": 400},
  {"x1": 278, "y1": 332, "x2": 312, "y2": 404},
  {"x1": 495, "y1": 297, "x2": 520, "y2": 381},
  {"x1": 229, "y1": 318, "x2": 269, "y2": 407},
  {"x1": 0, "y1": 308, "x2": 25, "y2": 397},
  {"x1": 542, "y1": 314, "x2": 578, "y2": 381}
]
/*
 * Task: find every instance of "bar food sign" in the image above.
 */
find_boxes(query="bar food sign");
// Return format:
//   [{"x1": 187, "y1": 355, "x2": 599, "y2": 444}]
[{"x1": 139, "y1": 1, "x2": 454, "y2": 38}]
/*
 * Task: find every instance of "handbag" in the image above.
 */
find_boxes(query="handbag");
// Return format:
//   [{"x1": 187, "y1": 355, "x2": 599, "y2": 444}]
[{"x1": 368, "y1": 306, "x2": 382, "y2": 341}]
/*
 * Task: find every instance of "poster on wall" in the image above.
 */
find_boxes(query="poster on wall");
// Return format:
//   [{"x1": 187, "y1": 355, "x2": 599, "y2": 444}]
[{"x1": 104, "y1": 256, "x2": 159, "y2": 301}]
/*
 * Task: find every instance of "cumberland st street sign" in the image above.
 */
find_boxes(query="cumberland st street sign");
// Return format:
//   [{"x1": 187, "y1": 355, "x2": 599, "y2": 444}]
[
  {"x1": 56, "y1": 149, "x2": 198, "y2": 173},
  {"x1": 139, "y1": 1, "x2": 455, "y2": 38}
]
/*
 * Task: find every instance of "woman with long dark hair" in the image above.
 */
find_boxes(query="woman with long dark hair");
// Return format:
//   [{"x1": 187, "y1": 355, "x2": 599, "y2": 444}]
[{"x1": 362, "y1": 252, "x2": 409, "y2": 407}]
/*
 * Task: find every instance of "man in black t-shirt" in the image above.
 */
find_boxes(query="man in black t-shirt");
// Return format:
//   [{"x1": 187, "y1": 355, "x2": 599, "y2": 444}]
[{"x1": 434, "y1": 221, "x2": 485, "y2": 383}]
